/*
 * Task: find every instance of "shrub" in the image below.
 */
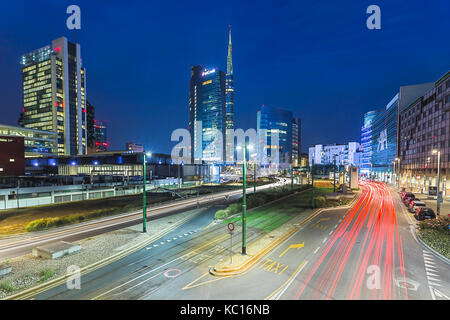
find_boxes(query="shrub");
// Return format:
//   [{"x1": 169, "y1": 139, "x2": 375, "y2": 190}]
[
  {"x1": 418, "y1": 216, "x2": 450, "y2": 233},
  {"x1": 314, "y1": 196, "x2": 327, "y2": 208},
  {"x1": 418, "y1": 229, "x2": 450, "y2": 259},
  {"x1": 0, "y1": 281, "x2": 14, "y2": 292},
  {"x1": 40, "y1": 268, "x2": 54, "y2": 282},
  {"x1": 214, "y1": 209, "x2": 229, "y2": 220}
]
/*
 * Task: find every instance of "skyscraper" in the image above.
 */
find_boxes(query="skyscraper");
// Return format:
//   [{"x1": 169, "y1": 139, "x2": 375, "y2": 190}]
[
  {"x1": 93, "y1": 120, "x2": 108, "y2": 152},
  {"x1": 225, "y1": 25, "x2": 235, "y2": 159},
  {"x1": 292, "y1": 117, "x2": 301, "y2": 166},
  {"x1": 188, "y1": 26, "x2": 235, "y2": 164},
  {"x1": 188, "y1": 66, "x2": 226, "y2": 162},
  {"x1": 21, "y1": 36, "x2": 87, "y2": 156}
]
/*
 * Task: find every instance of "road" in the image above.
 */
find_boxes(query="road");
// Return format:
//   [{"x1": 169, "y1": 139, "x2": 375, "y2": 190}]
[
  {"x1": 0, "y1": 181, "x2": 282, "y2": 260},
  {"x1": 24, "y1": 180, "x2": 450, "y2": 300}
]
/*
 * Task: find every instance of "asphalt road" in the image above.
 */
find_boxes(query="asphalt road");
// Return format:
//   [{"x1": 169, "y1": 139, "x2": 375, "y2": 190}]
[
  {"x1": 0, "y1": 181, "x2": 282, "y2": 260},
  {"x1": 27, "y1": 180, "x2": 449, "y2": 300}
]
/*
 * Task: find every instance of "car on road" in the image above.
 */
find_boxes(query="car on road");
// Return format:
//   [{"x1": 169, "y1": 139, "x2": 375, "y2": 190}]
[
  {"x1": 408, "y1": 200, "x2": 426, "y2": 213},
  {"x1": 414, "y1": 207, "x2": 436, "y2": 221}
]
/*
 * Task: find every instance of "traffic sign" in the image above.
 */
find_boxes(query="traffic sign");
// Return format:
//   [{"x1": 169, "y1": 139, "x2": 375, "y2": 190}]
[{"x1": 227, "y1": 222, "x2": 235, "y2": 232}]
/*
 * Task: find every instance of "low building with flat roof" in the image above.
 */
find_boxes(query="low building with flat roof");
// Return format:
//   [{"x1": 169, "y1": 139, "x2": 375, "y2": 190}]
[{"x1": 0, "y1": 124, "x2": 57, "y2": 158}]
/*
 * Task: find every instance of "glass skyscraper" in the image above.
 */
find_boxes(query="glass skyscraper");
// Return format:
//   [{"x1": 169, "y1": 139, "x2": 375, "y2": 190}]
[{"x1": 257, "y1": 105, "x2": 293, "y2": 169}]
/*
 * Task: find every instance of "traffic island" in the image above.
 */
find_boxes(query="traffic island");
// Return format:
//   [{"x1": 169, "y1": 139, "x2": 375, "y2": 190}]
[
  {"x1": 210, "y1": 208, "x2": 322, "y2": 276},
  {"x1": 32, "y1": 241, "x2": 83, "y2": 259}
]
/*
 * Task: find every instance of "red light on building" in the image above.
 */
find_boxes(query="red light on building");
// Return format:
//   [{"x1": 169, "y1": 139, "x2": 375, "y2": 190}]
[{"x1": 55, "y1": 47, "x2": 60, "y2": 52}]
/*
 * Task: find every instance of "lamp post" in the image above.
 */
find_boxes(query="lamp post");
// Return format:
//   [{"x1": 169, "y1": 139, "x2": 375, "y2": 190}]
[
  {"x1": 394, "y1": 158, "x2": 400, "y2": 189},
  {"x1": 290, "y1": 164, "x2": 294, "y2": 192},
  {"x1": 142, "y1": 151, "x2": 152, "y2": 233},
  {"x1": 333, "y1": 154, "x2": 337, "y2": 192},
  {"x1": 432, "y1": 149, "x2": 441, "y2": 216},
  {"x1": 254, "y1": 163, "x2": 257, "y2": 195},
  {"x1": 238, "y1": 143, "x2": 252, "y2": 255}
]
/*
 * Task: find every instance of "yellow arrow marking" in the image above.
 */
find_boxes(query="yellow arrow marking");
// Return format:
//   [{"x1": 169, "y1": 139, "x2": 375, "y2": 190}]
[
  {"x1": 279, "y1": 243, "x2": 304, "y2": 258},
  {"x1": 318, "y1": 218, "x2": 330, "y2": 222}
]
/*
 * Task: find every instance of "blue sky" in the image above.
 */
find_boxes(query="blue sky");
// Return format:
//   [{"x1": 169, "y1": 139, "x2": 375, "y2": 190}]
[{"x1": 0, "y1": 0, "x2": 449, "y2": 153}]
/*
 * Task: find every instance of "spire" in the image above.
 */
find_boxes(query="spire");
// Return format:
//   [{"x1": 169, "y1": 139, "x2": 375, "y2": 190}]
[{"x1": 227, "y1": 25, "x2": 233, "y2": 75}]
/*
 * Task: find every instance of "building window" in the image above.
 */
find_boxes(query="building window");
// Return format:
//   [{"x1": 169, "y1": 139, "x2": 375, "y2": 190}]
[{"x1": 9, "y1": 159, "x2": 15, "y2": 162}]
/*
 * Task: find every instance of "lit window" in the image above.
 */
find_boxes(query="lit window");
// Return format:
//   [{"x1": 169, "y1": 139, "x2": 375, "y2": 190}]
[{"x1": 9, "y1": 159, "x2": 15, "y2": 162}]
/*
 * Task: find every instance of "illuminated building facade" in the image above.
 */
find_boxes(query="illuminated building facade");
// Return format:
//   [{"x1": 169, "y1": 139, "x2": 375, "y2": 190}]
[
  {"x1": 398, "y1": 71, "x2": 450, "y2": 196},
  {"x1": 21, "y1": 36, "x2": 87, "y2": 156},
  {"x1": 0, "y1": 124, "x2": 57, "y2": 157},
  {"x1": 86, "y1": 100, "x2": 95, "y2": 153},
  {"x1": 292, "y1": 117, "x2": 301, "y2": 167},
  {"x1": 93, "y1": 120, "x2": 108, "y2": 152},
  {"x1": 361, "y1": 83, "x2": 434, "y2": 181},
  {"x1": 257, "y1": 105, "x2": 293, "y2": 169},
  {"x1": 189, "y1": 66, "x2": 226, "y2": 162}
]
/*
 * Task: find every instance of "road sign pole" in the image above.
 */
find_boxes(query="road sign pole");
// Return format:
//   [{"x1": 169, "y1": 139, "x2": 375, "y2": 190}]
[{"x1": 437, "y1": 151, "x2": 441, "y2": 216}]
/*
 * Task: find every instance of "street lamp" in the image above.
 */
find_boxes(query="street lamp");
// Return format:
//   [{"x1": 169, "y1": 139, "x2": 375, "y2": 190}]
[
  {"x1": 432, "y1": 149, "x2": 441, "y2": 216},
  {"x1": 311, "y1": 158, "x2": 315, "y2": 208},
  {"x1": 142, "y1": 151, "x2": 152, "y2": 233},
  {"x1": 237, "y1": 143, "x2": 253, "y2": 255}
]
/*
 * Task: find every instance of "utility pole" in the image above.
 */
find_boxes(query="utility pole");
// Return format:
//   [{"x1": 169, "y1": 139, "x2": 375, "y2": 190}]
[
  {"x1": 253, "y1": 163, "x2": 256, "y2": 195},
  {"x1": 242, "y1": 143, "x2": 247, "y2": 255},
  {"x1": 142, "y1": 152, "x2": 152, "y2": 233}
]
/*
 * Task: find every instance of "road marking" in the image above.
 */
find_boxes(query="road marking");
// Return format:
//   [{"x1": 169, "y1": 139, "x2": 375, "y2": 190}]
[
  {"x1": 328, "y1": 230, "x2": 333, "y2": 236},
  {"x1": 313, "y1": 246, "x2": 320, "y2": 254},
  {"x1": 153, "y1": 244, "x2": 158, "y2": 247},
  {"x1": 279, "y1": 243, "x2": 304, "y2": 258},
  {"x1": 265, "y1": 260, "x2": 308, "y2": 300},
  {"x1": 146, "y1": 247, "x2": 151, "y2": 250},
  {"x1": 322, "y1": 237, "x2": 328, "y2": 244}
]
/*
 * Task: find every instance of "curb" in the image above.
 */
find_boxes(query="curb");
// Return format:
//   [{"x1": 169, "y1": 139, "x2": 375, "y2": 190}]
[
  {"x1": 210, "y1": 188, "x2": 361, "y2": 277},
  {"x1": 3, "y1": 210, "x2": 201, "y2": 300},
  {"x1": 210, "y1": 208, "x2": 324, "y2": 276}
]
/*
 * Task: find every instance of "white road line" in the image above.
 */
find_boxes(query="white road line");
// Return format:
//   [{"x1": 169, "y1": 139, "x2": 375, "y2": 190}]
[
  {"x1": 329, "y1": 230, "x2": 333, "y2": 236},
  {"x1": 271, "y1": 260, "x2": 309, "y2": 300},
  {"x1": 92, "y1": 256, "x2": 183, "y2": 300},
  {"x1": 313, "y1": 247, "x2": 320, "y2": 254},
  {"x1": 160, "y1": 242, "x2": 165, "y2": 245},
  {"x1": 153, "y1": 244, "x2": 158, "y2": 247},
  {"x1": 322, "y1": 237, "x2": 328, "y2": 244}
]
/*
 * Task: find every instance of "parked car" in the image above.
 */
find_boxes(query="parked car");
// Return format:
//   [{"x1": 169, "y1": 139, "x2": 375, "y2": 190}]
[
  {"x1": 414, "y1": 207, "x2": 436, "y2": 220},
  {"x1": 408, "y1": 200, "x2": 426, "y2": 213},
  {"x1": 402, "y1": 192, "x2": 415, "y2": 201},
  {"x1": 403, "y1": 195, "x2": 415, "y2": 206}
]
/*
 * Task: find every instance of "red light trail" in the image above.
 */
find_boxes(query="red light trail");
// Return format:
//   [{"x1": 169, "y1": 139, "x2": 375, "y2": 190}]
[{"x1": 295, "y1": 181, "x2": 408, "y2": 300}]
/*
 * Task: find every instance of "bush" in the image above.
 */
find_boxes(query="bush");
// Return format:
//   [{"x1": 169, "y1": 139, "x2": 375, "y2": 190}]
[
  {"x1": 314, "y1": 196, "x2": 327, "y2": 208},
  {"x1": 0, "y1": 281, "x2": 14, "y2": 292},
  {"x1": 40, "y1": 268, "x2": 54, "y2": 282},
  {"x1": 418, "y1": 229, "x2": 450, "y2": 259},
  {"x1": 214, "y1": 209, "x2": 229, "y2": 220},
  {"x1": 418, "y1": 216, "x2": 450, "y2": 233}
]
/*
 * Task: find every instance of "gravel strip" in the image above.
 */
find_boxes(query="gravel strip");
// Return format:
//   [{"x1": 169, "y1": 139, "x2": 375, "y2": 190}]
[{"x1": 0, "y1": 209, "x2": 195, "y2": 299}]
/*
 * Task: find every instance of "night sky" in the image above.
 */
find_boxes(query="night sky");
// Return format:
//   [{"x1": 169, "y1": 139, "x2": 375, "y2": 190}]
[{"x1": 0, "y1": 0, "x2": 449, "y2": 154}]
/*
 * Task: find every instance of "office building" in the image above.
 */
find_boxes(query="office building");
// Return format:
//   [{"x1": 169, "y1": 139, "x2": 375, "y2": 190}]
[
  {"x1": 360, "y1": 83, "x2": 434, "y2": 181},
  {"x1": 257, "y1": 105, "x2": 294, "y2": 169},
  {"x1": 0, "y1": 124, "x2": 57, "y2": 157},
  {"x1": 188, "y1": 66, "x2": 226, "y2": 162},
  {"x1": 21, "y1": 36, "x2": 87, "y2": 156},
  {"x1": 398, "y1": 71, "x2": 450, "y2": 196},
  {"x1": 292, "y1": 117, "x2": 301, "y2": 167},
  {"x1": 86, "y1": 100, "x2": 96, "y2": 153},
  {"x1": 309, "y1": 143, "x2": 360, "y2": 166},
  {"x1": 93, "y1": 120, "x2": 108, "y2": 152}
]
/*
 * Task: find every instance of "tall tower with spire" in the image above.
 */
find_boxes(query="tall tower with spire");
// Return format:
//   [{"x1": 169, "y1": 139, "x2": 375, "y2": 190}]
[{"x1": 225, "y1": 25, "x2": 235, "y2": 162}]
